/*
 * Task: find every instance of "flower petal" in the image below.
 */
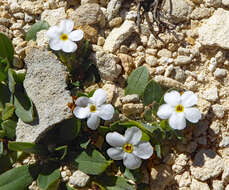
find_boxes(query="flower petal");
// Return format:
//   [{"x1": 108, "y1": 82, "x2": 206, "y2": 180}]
[
  {"x1": 106, "y1": 132, "x2": 126, "y2": 147},
  {"x1": 75, "y1": 96, "x2": 89, "y2": 107},
  {"x1": 59, "y1": 19, "x2": 74, "y2": 34},
  {"x1": 97, "y1": 104, "x2": 114, "y2": 120},
  {"x1": 73, "y1": 106, "x2": 90, "y2": 119},
  {"x1": 125, "y1": 127, "x2": 142, "y2": 145},
  {"x1": 69, "y1": 30, "x2": 84, "y2": 41},
  {"x1": 169, "y1": 112, "x2": 186, "y2": 130},
  {"x1": 184, "y1": 107, "x2": 201, "y2": 123},
  {"x1": 107, "y1": 147, "x2": 124, "y2": 160},
  {"x1": 87, "y1": 114, "x2": 100, "y2": 130},
  {"x1": 90, "y1": 89, "x2": 107, "y2": 106},
  {"x1": 49, "y1": 39, "x2": 62, "y2": 51},
  {"x1": 133, "y1": 142, "x2": 153, "y2": 159},
  {"x1": 62, "y1": 40, "x2": 77, "y2": 53},
  {"x1": 181, "y1": 91, "x2": 198, "y2": 108},
  {"x1": 164, "y1": 90, "x2": 181, "y2": 107},
  {"x1": 46, "y1": 26, "x2": 61, "y2": 39},
  {"x1": 123, "y1": 153, "x2": 142, "y2": 170},
  {"x1": 157, "y1": 104, "x2": 173, "y2": 119}
]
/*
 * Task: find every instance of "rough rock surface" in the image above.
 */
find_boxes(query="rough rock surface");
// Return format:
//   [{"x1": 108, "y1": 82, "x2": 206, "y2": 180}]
[
  {"x1": 69, "y1": 170, "x2": 90, "y2": 187},
  {"x1": 103, "y1": 20, "x2": 135, "y2": 52},
  {"x1": 198, "y1": 9, "x2": 229, "y2": 49},
  {"x1": 93, "y1": 51, "x2": 122, "y2": 81},
  {"x1": 41, "y1": 7, "x2": 66, "y2": 26},
  {"x1": 16, "y1": 48, "x2": 72, "y2": 142},
  {"x1": 190, "y1": 149, "x2": 223, "y2": 181}
]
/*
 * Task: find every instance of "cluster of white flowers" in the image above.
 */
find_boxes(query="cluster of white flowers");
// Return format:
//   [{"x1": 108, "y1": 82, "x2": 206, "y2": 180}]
[
  {"x1": 47, "y1": 19, "x2": 84, "y2": 53},
  {"x1": 157, "y1": 90, "x2": 201, "y2": 130}
]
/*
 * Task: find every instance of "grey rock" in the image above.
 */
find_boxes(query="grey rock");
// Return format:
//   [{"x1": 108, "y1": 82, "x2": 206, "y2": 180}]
[
  {"x1": 69, "y1": 3, "x2": 105, "y2": 27},
  {"x1": 190, "y1": 7, "x2": 211, "y2": 20},
  {"x1": 190, "y1": 178, "x2": 210, "y2": 190},
  {"x1": 190, "y1": 149, "x2": 223, "y2": 181},
  {"x1": 154, "y1": 75, "x2": 185, "y2": 89},
  {"x1": 219, "y1": 135, "x2": 229, "y2": 147},
  {"x1": 214, "y1": 68, "x2": 227, "y2": 78},
  {"x1": 203, "y1": 86, "x2": 218, "y2": 102},
  {"x1": 41, "y1": 7, "x2": 66, "y2": 26},
  {"x1": 212, "y1": 104, "x2": 225, "y2": 118},
  {"x1": 175, "y1": 55, "x2": 192, "y2": 65},
  {"x1": 198, "y1": 9, "x2": 229, "y2": 49},
  {"x1": 93, "y1": 51, "x2": 121, "y2": 81},
  {"x1": 205, "y1": 0, "x2": 221, "y2": 7},
  {"x1": 107, "y1": 0, "x2": 122, "y2": 21},
  {"x1": 69, "y1": 170, "x2": 90, "y2": 187},
  {"x1": 16, "y1": 48, "x2": 72, "y2": 142},
  {"x1": 163, "y1": 0, "x2": 193, "y2": 23},
  {"x1": 103, "y1": 20, "x2": 135, "y2": 53},
  {"x1": 120, "y1": 94, "x2": 139, "y2": 104},
  {"x1": 222, "y1": 0, "x2": 229, "y2": 6}
]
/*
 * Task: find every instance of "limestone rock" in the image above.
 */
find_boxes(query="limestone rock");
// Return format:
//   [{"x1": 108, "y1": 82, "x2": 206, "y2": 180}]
[
  {"x1": 198, "y1": 9, "x2": 229, "y2": 49},
  {"x1": 163, "y1": 0, "x2": 193, "y2": 23},
  {"x1": 175, "y1": 171, "x2": 191, "y2": 188},
  {"x1": 190, "y1": 149, "x2": 223, "y2": 181},
  {"x1": 41, "y1": 7, "x2": 66, "y2": 26},
  {"x1": 117, "y1": 53, "x2": 135, "y2": 74},
  {"x1": 21, "y1": 0, "x2": 43, "y2": 14},
  {"x1": 223, "y1": 0, "x2": 229, "y2": 6},
  {"x1": 219, "y1": 135, "x2": 229, "y2": 147},
  {"x1": 212, "y1": 180, "x2": 224, "y2": 190},
  {"x1": 190, "y1": 178, "x2": 210, "y2": 190},
  {"x1": 150, "y1": 165, "x2": 173, "y2": 190},
  {"x1": 154, "y1": 75, "x2": 185, "y2": 89},
  {"x1": 69, "y1": 170, "x2": 90, "y2": 187},
  {"x1": 120, "y1": 94, "x2": 139, "y2": 104},
  {"x1": 202, "y1": 86, "x2": 218, "y2": 102},
  {"x1": 122, "y1": 103, "x2": 144, "y2": 116},
  {"x1": 212, "y1": 104, "x2": 225, "y2": 119},
  {"x1": 16, "y1": 48, "x2": 72, "y2": 142},
  {"x1": 36, "y1": 30, "x2": 49, "y2": 47},
  {"x1": 107, "y1": 0, "x2": 122, "y2": 21},
  {"x1": 103, "y1": 20, "x2": 135, "y2": 53},
  {"x1": 69, "y1": 3, "x2": 105, "y2": 27},
  {"x1": 93, "y1": 51, "x2": 121, "y2": 81}
]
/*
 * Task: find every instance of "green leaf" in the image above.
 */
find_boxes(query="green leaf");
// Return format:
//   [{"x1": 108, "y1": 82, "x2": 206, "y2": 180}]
[
  {"x1": 1, "y1": 120, "x2": 17, "y2": 139},
  {"x1": 59, "y1": 118, "x2": 81, "y2": 142},
  {"x1": 14, "y1": 92, "x2": 34, "y2": 123},
  {"x1": 0, "y1": 83, "x2": 10, "y2": 110},
  {"x1": 143, "y1": 80, "x2": 163, "y2": 105},
  {"x1": 8, "y1": 142, "x2": 47, "y2": 155},
  {"x1": 80, "y1": 139, "x2": 91, "y2": 149},
  {"x1": 75, "y1": 150, "x2": 113, "y2": 175},
  {"x1": 25, "y1": 20, "x2": 49, "y2": 41},
  {"x1": 0, "y1": 141, "x2": 3, "y2": 156},
  {"x1": 125, "y1": 66, "x2": 149, "y2": 96},
  {"x1": 124, "y1": 168, "x2": 142, "y2": 182},
  {"x1": 2, "y1": 103, "x2": 14, "y2": 121},
  {"x1": 37, "y1": 168, "x2": 60, "y2": 190},
  {"x1": 0, "y1": 58, "x2": 10, "y2": 82},
  {"x1": 0, "y1": 33, "x2": 14, "y2": 64},
  {"x1": 66, "y1": 184, "x2": 78, "y2": 190},
  {"x1": 0, "y1": 155, "x2": 12, "y2": 174},
  {"x1": 8, "y1": 69, "x2": 16, "y2": 94},
  {"x1": 155, "y1": 144, "x2": 161, "y2": 158},
  {"x1": 97, "y1": 176, "x2": 135, "y2": 190},
  {"x1": 0, "y1": 165, "x2": 40, "y2": 190}
]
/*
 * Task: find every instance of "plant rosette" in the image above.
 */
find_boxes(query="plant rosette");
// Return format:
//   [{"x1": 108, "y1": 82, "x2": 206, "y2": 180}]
[
  {"x1": 157, "y1": 90, "x2": 201, "y2": 130},
  {"x1": 73, "y1": 89, "x2": 114, "y2": 130},
  {"x1": 106, "y1": 127, "x2": 153, "y2": 170},
  {"x1": 46, "y1": 19, "x2": 84, "y2": 53}
]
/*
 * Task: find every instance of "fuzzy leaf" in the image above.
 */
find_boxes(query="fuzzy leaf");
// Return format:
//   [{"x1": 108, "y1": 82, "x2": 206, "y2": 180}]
[
  {"x1": 143, "y1": 80, "x2": 163, "y2": 105},
  {"x1": 125, "y1": 66, "x2": 149, "y2": 96},
  {"x1": 1, "y1": 120, "x2": 16, "y2": 139},
  {"x1": 26, "y1": 20, "x2": 49, "y2": 41},
  {"x1": 0, "y1": 165, "x2": 40, "y2": 190},
  {"x1": 0, "y1": 33, "x2": 14, "y2": 64},
  {"x1": 37, "y1": 168, "x2": 60, "y2": 190},
  {"x1": 75, "y1": 150, "x2": 112, "y2": 175}
]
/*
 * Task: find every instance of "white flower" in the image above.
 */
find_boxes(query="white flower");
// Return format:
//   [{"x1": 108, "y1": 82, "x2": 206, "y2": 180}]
[
  {"x1": 106, "y1": 127, "x2": 153, "y2": 170},
  {"x1": 157, "y1": 90, "x2": 201, "y2": 130},
  {"x1": 46, "y1": 19, "x2": 84, "y2": 53},
  {"x1": 73, "y1": 89, "x2": 114, "y2": 130}
]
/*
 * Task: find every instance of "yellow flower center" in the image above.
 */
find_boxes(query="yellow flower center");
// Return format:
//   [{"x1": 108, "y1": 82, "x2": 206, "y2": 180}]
[
  {"x1": 90, "y1": 104, "x2": 96, "y2": 112},
  {"x1": 60, "y1": 33, "x2": 68, "y2": 41},
  {"x1": 175, "y1": 104, "x2": 184, "y2": 113},
  {"x1": 123, "y1": 143, "x2": 133, "y2": 153}
]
